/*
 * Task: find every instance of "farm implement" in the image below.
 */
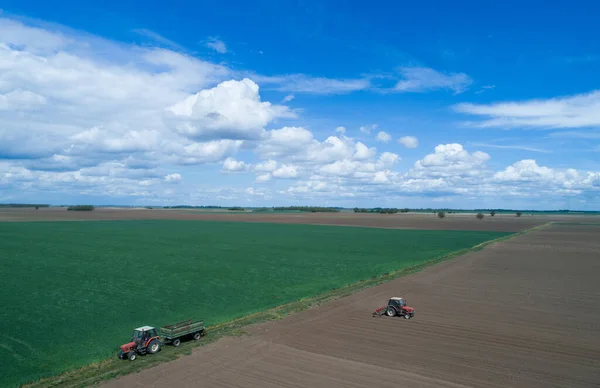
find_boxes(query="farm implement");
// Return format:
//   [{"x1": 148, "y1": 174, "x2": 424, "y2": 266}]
[
  {"x1": 372, "y1": 297, "x2": 415, "y2": 319},
  {"x1": 118, "y1": 318, "x2": 206, "y2": 361}
]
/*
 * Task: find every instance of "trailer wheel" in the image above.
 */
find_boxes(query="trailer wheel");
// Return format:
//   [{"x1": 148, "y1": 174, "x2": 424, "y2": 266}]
[
  {"x1": 172, "y1": 338, "x2": 181, "y2": 347},
  {"x1": 128, "y1": 352, "x2": 136, "y2": 361},
  {"x1": 386, "y1": 307, "x2": 396, "y2": 317},
  {"x1": 404, "y1": 313, "x2": 411, "y2": 319},
  {"x1": 147, "y1": 339, "x2": 161, "y2": 354},
  {"x1": 193, "y1": 332, "x2": 201, "y2": 340}
]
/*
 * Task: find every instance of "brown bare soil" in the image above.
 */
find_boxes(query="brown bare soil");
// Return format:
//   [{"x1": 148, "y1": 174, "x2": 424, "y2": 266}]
[
  {"x1": 0, "y1": 207, "x2": 580, "y2": 232},
  {"x1": 100, "y1": 222, "x2": 600, "y2": 388}
]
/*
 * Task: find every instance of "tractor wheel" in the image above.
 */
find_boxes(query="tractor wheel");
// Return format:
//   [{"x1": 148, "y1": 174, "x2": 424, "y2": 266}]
[
  {"x1": 147, "y1": 339, "x2": 161, "y2": 354},
  {"x1": 193, "y1": 332, "x2": 201, "y2": 340},
  {"x1": 172, "y1": 338, "x2": 181, "y2": 347},
  {"x1": 386, "y1": 307, "x2": 395, "y2": 317},
  {"x1": 128, "y1": 352, "x2": 136, "y2": 361}
]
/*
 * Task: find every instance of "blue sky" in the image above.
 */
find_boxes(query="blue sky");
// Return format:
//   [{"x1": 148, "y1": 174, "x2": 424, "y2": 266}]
[{"x1": 0, "y1": 1, "x2": 599, "y2": 209}]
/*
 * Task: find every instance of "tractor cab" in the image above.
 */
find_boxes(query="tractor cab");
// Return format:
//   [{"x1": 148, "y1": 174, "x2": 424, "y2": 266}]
[
  {"x1": 388, "y1": 297, "x2": 406, "y2": 309},
  {"x1": 132, "y1": 326, "x2": 158, "y2": 343}
]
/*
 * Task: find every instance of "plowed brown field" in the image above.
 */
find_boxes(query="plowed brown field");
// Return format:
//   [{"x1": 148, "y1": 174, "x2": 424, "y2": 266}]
[{"x1": 100, "y1": 222, "x2": 600, "y2": 388}]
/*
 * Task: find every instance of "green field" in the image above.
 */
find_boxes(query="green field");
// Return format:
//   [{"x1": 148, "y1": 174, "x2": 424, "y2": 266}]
[{"x1": 0, "y1": 220, "x2": 511, "y2": 386}]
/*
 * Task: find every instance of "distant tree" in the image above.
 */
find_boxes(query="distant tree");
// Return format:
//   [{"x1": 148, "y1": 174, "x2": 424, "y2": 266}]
[
  {"x1": 35, "y1": 206, "x2": 39, "y2": 210},
  {"x1": 437, "y1": 211, "x2": 446, "y2": 219},
  {"x1": 476, "y1": 213, "x2": 484, "y2": 220},
  {"x1": 490, "y1": 210, "x2": 496, "y2": 216},
  {"x1": 67, "y1": 205, "x2": 95, "y2": 211},
  {"x1": 516, "y1": 211, "x2": 522, "y2": 217}
]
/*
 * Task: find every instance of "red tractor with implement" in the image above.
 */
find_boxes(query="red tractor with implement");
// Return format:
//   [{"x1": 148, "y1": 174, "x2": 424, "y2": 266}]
[{"x1": 372, "y1": 297, "x2": 415, "y2": 319}]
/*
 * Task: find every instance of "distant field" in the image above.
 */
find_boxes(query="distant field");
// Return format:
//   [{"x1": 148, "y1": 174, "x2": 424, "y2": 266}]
[
  {"x1": 0, "y1": 220, "x2": 511, "y2": 386},
  {"x1": 0, "y1": 207, "x2": 549, "y2": 232}
]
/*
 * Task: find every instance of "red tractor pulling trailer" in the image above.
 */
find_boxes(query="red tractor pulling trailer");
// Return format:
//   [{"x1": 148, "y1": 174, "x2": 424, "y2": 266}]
[
  {"x1": 118, "y1": 319, "x2": 205, "y2": 361},
  {"x1": 372, "y1": 297, "x2": 415, "y2": 319}
]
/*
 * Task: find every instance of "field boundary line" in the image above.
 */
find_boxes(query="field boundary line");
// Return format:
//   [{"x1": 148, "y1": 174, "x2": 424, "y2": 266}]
[{"x1": 23, "y1": 222, "x2": 551, "y2": 388}]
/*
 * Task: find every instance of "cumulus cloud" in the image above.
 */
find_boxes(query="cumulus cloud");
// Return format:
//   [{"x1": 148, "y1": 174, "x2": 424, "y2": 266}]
[
  {"x1": 222, "y1": 157, "x2": 250, "y2": 172},
  {"x1": 272, "y1": 164, "x2": 299, "y2": 178},
  {"x1": 335, "y1": 126, "x2": 346, "y2": 134},
  {"x1": 254, "y1": 159, "x2": 278, "y2": 172},
  {"x1": 398, "y1": 136, "x2": 419, "y2": 148},
  {"x1": 165, "y1": 78, "x2": 295, "y2": 140},
  {"x1": 376, "y1": 131, "x2": 392, "y2": 143},
  {"x1": 453, "y1": 90, "x2": 600, "y2": 129},
  {"x1": 394, "y1": 66, "x2": 472, "y2": 94},
  {"x1": 412, "y1": 143, "x2": 490, "y2": 178}
]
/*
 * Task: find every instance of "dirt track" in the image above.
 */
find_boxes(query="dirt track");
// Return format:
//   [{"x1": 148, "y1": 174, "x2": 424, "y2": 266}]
[
  {"x1": 0, "y1": 207, "x2": 577, "y2": 232},
  {"x1": 99, "y1": 222, "x2": 600, "y2": 388}
]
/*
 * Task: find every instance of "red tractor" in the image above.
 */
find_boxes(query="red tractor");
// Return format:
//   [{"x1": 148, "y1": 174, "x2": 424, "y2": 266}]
[
  {"x1": 118, "y1": 326, "x2": 161, "y2": 361},
  {"x1": 372, "y1": 297, "x2": 415, "y2": 319}
]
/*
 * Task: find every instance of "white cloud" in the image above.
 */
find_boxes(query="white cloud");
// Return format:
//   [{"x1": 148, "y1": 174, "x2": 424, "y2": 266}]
[
  {"x1": 376, "y1": 131, "x2": 391, "y2": 143},
  {"x1": 412, "y1": 143, "x2": 490, "y2": 178},
  {"x1": 453, "y1": 90, "x2": 600, "y2": 129},
  {"x1": 394, "y1": 66, "x2": 472, "y2": 94},
  {"x1": 165, "y1": 78, "x2": 295, "y2": 140},
  {"x1": 282, "y1": 94, "x2": 295, "y2": 102},
  {"x1": 272, "y1": 164, "x2": 299, "y2": 178},
  {"x1": 205, "y1": 37, "x2": 227, "y2": 53},
  {"x1": 378, "y1": 152, "x2": 400, "y2": 167},
  {"x1": 353, "y1": 142, "x2": 376, "y2": 160},
  {"x1": 222, "y1": 157, "x2": 249, "y2": 172},
  {"x1": 254, "y1": 159, "x2": 278, "y2": 172},
  {"x1": 164, "y1": 173, "x2": 182, "y2": 183},
  {"x1": 255, "y1": 173, "x2": 272, "y2": 183},
  {"x1": 256, "y1": 126, "x2": 315, "y2": 158},
  {"x1": 360, "y1": 124, "x2": 378, "y2": 134},
  {"x1": 170, "y1": 140, "x2": 243, "y2": 165},
  {"x1": 398, "y1": 136, "x2": 419, "y2": 148},
  {"x1": 2, "y1": 16, "x2": 599, "y2": 209}
]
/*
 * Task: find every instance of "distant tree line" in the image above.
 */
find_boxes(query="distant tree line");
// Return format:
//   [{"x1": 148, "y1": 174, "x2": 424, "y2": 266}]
[
  {"x1": 227, "y1": 207, "x2": 245, "y2": 211},
  {"x1": 163, "y1": 205, "x2": 225, "y2": 209},
  {"x1": 272, "y1": 206, "x2": 341, "y2": 213},
  {"x1": 0, "y1": 204, "x2": 49, "y2": 208},
  {"x1": 353, "y1": 207, "x2": 410, "y2": 214},
  {"x1": 67, "y1": 205, "x2": 95, "y2": 211}
]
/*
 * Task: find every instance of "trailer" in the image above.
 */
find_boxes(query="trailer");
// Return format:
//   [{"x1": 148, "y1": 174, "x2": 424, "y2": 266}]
[{"x1": 160, "y1": 318, "x2": 206, "y2": 347}]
